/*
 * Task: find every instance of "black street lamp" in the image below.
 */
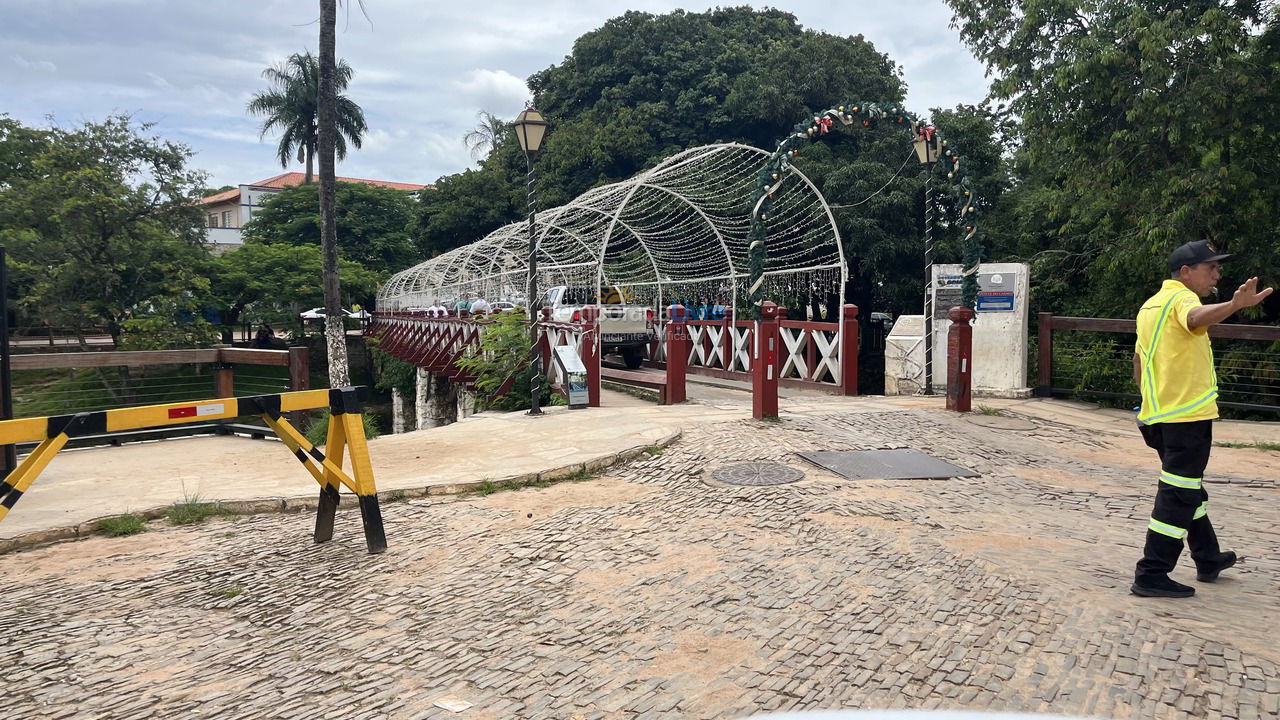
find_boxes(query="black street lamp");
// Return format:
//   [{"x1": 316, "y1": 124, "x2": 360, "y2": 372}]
[
  {"x1": 913, "y1": 125, "x2": 942, "y2": 396},
  {"x1": 514, "y1": 107, "x2": 549, "y2": 416}
]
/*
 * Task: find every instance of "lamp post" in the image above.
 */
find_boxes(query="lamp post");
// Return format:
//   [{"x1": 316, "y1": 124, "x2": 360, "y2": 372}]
[
  {"x1": 514, "y1": 107, "x2": 549, "y2": 416},
  {"x1": 913, "y1": 125, "x2": 942, "y2": 395}
]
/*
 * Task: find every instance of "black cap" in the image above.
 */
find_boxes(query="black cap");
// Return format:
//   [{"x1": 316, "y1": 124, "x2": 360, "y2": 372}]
[{"x1": 1168, "y1": 239, "x2": 1231, "y2": 273}]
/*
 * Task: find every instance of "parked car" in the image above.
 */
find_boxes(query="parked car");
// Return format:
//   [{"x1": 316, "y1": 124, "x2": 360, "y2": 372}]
[
  {"x1": 870, "y1": 312, "x2": 894, "y2": 330},
  {"x1": 299, "y1": 307, "x2": 366, "y2": 320}
]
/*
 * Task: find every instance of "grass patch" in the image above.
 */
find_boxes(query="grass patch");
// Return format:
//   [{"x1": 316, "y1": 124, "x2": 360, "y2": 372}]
[
  {"x1": 975, "y1": 405, "x2": 1005, "y2": 416},
  {"x1": 385, "y1": 489, "x2": 408, "y2": 503},
  {"x1": 643, "y1": 445, "x2": 665, "y2": 457},
  {"x1": 97, "y1": 514, "x2": 146, "y2": 537},
  {"x1": 1215, "y1": 440, "x2": 1280, "y2": 452},
  {"x1": 166, "y1": 494, "x2": 235, "y2": 525},
  {"x1": 212, "y1": 585, "x2": 243, "y2": 599},
  {"x1": 304, "y1": 410, "x2": 381, "y2": 447}
]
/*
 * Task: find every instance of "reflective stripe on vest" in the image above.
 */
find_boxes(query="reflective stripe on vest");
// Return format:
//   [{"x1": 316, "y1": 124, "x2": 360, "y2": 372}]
[
  {"x1": 1141, "y1": 290, "x2": 1190, "y2": 415},
  {"x1": 1142, "y1": 387, "x2": 1219, "y2": 424},
  {"x1": 1159, "y1": 470, "x2": 1203, "y2": 490},
  {"x1": 1148, "y1": 517, "x2": 1188, "y2": 539},
  {"x1": 1194, "y1": 501, "x2": 1209, "y2": 520}
]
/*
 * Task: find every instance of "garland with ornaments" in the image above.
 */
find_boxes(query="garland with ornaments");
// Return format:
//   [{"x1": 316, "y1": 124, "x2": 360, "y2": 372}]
[{"x1": 748, "y1": 102, "x2": 983, "y2": 317}]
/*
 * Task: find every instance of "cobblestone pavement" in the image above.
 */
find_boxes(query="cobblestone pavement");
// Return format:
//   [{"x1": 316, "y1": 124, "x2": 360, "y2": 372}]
[{"x1": 3, "y1": 397, "x2": 1280, "y2": 719}]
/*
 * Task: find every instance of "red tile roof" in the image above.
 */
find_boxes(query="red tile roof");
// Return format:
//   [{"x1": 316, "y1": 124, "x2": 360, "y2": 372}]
[{"x1": 199, "y1": 172, "x2": 430, "y2": 205}]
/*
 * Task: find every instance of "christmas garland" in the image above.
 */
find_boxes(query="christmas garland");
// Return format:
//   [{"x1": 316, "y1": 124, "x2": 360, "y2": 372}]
[{"x1": 748, "y1": 102, "x2": 983, "y2": 317}]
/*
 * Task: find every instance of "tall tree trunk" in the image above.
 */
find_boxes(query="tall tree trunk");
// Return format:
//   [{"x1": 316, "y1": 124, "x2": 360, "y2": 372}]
[
  {"x1": 318, "y1": 0, "x2": 350, "y2": 387},
  {"x1": 305, "y1": 145, "x2": 314, "y2": 184}
]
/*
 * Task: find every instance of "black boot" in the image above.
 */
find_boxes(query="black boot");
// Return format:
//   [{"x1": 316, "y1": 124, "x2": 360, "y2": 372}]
[
  {"x1": 1131, "y1": 575, "x2": 1195, "y2": 598},
  {"x1": 1196, "y1": 551, "x2": 1238, "y2": 582}
]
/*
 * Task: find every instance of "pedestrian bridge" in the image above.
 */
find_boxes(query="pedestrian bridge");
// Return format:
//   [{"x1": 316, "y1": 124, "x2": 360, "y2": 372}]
[{"x1": 373, "y1": 141, "x2": 860, "y2": 413}]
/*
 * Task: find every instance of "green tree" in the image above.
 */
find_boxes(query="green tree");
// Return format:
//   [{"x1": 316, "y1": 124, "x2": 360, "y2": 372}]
[
  {"x1": 209, "y1": 242, "x2": 379, "y2": 332},
  {"x1": 246, "y1": 50, "x2": 367, "y2": 185},
  {"x1": 464, "y1": 111, "x2": 510, "y2": 162},
  {"x1": 0, "y1": 115, "x2": 210, "y2": 346},
  {"x1": 241, "y1": 182, "x2": 417, "y2": 273},
  {"x1": 947, "y1": 0, "x2": 1280, "y2": 318}
]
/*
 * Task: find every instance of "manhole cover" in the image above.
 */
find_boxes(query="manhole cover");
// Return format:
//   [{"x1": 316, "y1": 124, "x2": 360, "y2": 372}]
[
  {"x1": 798, "y1": 449, "x2": 979, "y2": 481},
  {"x1": 710, "y1": 462, "x2": 805, "y2": 486}
]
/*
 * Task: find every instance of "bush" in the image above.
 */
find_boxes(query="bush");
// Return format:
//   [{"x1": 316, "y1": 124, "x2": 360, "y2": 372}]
[
  {"x1": 305, "y1": 410, "x2": 381, "y2": 447},
  {"x1": 455, "y1": 311, "x2": 553, "y2": 411}
]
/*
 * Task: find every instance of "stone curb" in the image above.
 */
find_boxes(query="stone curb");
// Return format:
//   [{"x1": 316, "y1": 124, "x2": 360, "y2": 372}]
[{"x1": 0, "y1": 430, "x2": 682, "y2": 556}]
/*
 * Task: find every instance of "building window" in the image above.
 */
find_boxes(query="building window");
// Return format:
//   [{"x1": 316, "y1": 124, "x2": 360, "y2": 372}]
[
  {"x1": 222, "y1": 210, "x2": 233, "y2": 228},
  {"x1": 208, "y1": 214, "x2": 218, "y2": 228}
]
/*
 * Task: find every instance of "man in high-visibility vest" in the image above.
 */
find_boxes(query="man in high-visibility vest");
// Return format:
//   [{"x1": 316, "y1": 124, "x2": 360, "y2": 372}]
[{"x1": 1130, "y1": 239, "x2": 1272, "y2": 598}]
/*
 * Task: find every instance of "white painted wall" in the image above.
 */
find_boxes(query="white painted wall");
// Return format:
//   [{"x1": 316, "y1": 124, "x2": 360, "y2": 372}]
[{"x1": 885, "y1": 263, "x2": 1031, "y2": 396}]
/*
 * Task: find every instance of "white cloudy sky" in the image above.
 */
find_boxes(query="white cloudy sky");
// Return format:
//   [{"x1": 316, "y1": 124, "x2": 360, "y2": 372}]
[{"x1": 0, "y1": 1, "x2": 991, "y2": 189}]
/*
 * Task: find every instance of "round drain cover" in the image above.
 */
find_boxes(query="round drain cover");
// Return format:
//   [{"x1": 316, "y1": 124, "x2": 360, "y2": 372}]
[{"x1": 711, "y1": 462, "x2": 804, "y2": 486}]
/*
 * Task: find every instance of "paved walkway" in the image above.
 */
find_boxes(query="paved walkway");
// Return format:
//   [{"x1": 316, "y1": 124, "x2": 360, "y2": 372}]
[{"x1": 3, "y1": 388, "x2": 1280, "y2": 719}]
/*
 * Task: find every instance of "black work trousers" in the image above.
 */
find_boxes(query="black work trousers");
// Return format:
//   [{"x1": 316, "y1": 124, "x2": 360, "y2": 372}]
[{"x1": 1135, "y1": 419, "x2": 1222, "y2": 583}]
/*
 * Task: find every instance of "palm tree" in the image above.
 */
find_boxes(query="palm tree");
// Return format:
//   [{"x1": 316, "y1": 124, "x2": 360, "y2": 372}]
[
  {"x1": 246, "y1": 50, "x2": 366, "y2": 185},
  {"x1": 317, "y1": 0, "x2": 350, "y2": 388},
  {"x1": 464, "y1": 111, "x2": 509, "y2": 161}
]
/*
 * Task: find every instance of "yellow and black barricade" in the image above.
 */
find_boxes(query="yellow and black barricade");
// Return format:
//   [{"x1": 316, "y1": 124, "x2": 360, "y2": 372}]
[{"x1": 0, "y1": 387, "x2": 387, "y2": 554}]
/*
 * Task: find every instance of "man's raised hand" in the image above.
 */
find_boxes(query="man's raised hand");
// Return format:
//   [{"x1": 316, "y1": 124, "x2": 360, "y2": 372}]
[{"x1": 1232, "y1": 277, "x2": 1274, "y2": 310}]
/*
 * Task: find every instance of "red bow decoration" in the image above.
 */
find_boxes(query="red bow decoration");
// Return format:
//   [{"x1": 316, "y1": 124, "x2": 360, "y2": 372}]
[
  {"x1": 917, "y1": 125, "x2": 936, "y2": 143},
  {"x1": 818, "y1": 116, "x2": 833, "y2": 135}
]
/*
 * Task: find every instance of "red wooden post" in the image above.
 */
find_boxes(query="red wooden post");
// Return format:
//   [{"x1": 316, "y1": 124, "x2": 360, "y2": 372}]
[
  {"x1": 665, "y1": 305, "x2": 688, "y2": 404},
  {"x1": 946, "y1": 306, "x2": 975, "y2": 412},
  {"x1": 753, "y1": 301, "x2": 782, "y2": 419},
  {"x1": 721, "y1": 307, "x2": 734, "y2": 370},
  {"x1": 841, "y1": 304, "x2": 860, "y2": 396},
  {"x1": 1037, "y1": 311, "x2": 1053, "y2": 397},
  {"x1": 581, "y1": 305, "x2": 601, "y2": 407}
]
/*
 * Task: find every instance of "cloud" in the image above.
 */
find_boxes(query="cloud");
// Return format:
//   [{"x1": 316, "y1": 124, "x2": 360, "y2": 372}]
[
  {"x1": 12, "y1": 54, "x2": 56, "y2": 72},
  {"x1": 453, "y1": 69, "x2": 532, "y2": 114},
  {"x1": 146, "y1": 72, "x2": 172, "y2": 90},
  {"x1": 0, "y1": 1, "x2": 991, "y2": 190}
]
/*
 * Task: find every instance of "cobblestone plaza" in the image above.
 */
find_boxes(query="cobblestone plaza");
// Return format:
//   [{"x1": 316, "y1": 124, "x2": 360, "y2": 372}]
[{"x1": 3, "y1": 397, "x2": 1279, "y2": 719}]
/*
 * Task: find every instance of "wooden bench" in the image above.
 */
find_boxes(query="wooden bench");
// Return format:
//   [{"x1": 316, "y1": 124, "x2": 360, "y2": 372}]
[{"x1": 601, "y1": 367, "x2": 668, "y2": 404}]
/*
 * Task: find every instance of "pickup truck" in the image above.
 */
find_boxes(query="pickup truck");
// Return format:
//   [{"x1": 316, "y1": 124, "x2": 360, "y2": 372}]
[{"x1": 545, "y1": 285, "x2": 655, "y2": 369}]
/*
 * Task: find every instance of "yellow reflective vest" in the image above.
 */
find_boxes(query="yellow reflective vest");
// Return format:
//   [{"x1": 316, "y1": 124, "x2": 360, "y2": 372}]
[{"x1": 1135, "y1": 280, "x2": 1218, "y2": 424}]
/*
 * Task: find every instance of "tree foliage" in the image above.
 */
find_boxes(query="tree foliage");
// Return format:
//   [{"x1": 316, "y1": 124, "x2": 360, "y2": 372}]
[
  {"x1": 947, "y1": 0, "x2": 1280, "y2": 318},
  {"x1": 411, "y1": 7, "x2": 1001, "y2": 318},
  {"x1": 208, "y1": 242, "x2": 380, "y2": 329},
  {"x1": 0, "y1": 115, "x2": 210, "y2": 344},
  {"x1": 241, "y1": 181, "x2": 417, "y2": 273},
  {"x1": 246, "y1": 50, "x2": 367, "y2": 184}
]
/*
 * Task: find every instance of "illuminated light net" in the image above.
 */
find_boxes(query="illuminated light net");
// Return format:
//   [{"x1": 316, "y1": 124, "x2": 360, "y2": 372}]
[{"x1": 379, "y1": 143, "x2": 844, "y2": 310}]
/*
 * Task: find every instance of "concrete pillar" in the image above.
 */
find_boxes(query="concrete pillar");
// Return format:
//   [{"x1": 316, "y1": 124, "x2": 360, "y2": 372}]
[
  {"x1": 391, "y1": 387, "x2": 410, "y2": 434},
  {"x1": 415, "y1": 368, "x2": 434, "y2": 429},
  {"x1": 456, "y1": 388, "x2": 476, "y2": 419}
]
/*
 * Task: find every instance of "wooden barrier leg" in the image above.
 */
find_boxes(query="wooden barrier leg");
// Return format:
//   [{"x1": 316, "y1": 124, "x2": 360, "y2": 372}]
[
  {"x1": 0, "y1": 435, "x2": 68, "y2": 523},
  {"x1": 339, "y1": 411, "x2": 386, "y2": 554},
  {"x1": 314, "y1": 412, "x2": 346, "y2": 544}
]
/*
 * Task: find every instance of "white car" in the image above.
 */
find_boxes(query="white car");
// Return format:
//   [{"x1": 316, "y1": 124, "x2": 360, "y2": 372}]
[{"x1": 299, "y1": 307, "x2": 366, "y2": 320}]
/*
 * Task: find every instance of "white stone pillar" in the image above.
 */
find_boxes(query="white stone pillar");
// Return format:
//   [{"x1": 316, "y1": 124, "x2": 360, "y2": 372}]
[
  {"x1": 415, "y1": 368, "x2": 437, "y2": 429},
  {"x1": 391, "y1": 387, "x2": 408, "y2": 434},
  {"x1": 457, "y1": 388, "x2": 476, "y2": 419}
]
